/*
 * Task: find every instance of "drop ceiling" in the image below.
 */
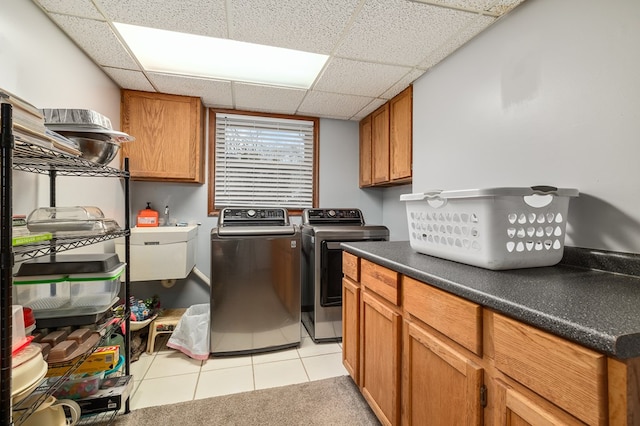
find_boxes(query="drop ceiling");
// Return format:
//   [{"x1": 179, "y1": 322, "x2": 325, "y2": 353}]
[{"x1": 32, "y1": 0, "x2": 525, "y2": 121}]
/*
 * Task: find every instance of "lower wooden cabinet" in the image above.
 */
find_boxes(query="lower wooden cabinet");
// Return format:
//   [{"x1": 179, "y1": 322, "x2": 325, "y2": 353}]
[
  {"x1": 493, "y1": 378, "x2": 585, "y2": 425},
  {"x1": 342, "y1": 254, "x2": 640, "y2": 426},
  {"x1": 342, "y1": 276, "x2": 360, "y2": 384},
  {"x1": 361, "y1": 292, "x2": 401, "y2": 426},
  {"x1": 403, "y1": 321, "x2": 483, "y2": 426}
]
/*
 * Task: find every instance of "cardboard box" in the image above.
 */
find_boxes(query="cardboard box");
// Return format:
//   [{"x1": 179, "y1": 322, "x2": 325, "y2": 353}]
[
  {"x1": 76, "y1": 375, "x2": 133, "y2": 415},
  {"x1": 46, "y1": 345, "x2": 119, "y2": 377}
]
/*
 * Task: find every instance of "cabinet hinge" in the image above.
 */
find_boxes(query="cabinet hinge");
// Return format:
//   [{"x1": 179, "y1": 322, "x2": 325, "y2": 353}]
[{"x1": 480, "y1": 384, "x2": 487, "y2": 408}]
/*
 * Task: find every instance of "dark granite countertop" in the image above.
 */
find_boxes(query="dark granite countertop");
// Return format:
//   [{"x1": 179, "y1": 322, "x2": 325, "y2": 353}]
[{"x1": 341, "y1": 241, "x2": 640, "y2": 359}]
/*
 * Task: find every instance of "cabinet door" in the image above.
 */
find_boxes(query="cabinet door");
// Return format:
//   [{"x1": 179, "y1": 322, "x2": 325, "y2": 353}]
[
  {"x1": 493, "y1": 379, "x2": 586, "y2": 426},
  {"x1": 389, "y1": 86, "x2": 412, "y2": 182},
  {"x1": 359, "y1": 115, "x2": 373, "y2": 187},
  {"x1": 342, "y1": 277, "x2": 361, "y2": 384},
  {"x1": 371, "y1": 104, "x2": 390, "y2": 184},
  {"x1": 121, "y1": 90, "x2": 204, "y2": 183},
  {"x1": 361, "y1": 291, "x2": 401, "y2": 426},
  {"x1": 403, "y1": 321, "x2": 483, "y2": 426}
]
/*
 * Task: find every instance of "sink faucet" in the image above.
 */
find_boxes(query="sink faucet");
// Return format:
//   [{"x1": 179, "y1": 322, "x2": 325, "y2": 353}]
[{"x1": 164, "y1": 205, "x2": 170, "y2": 226}]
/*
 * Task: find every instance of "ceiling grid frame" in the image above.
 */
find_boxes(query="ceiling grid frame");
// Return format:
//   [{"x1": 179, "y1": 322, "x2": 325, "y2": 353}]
[{"x1": 32, "y1": 0, "x2": 526, "y2": 121}]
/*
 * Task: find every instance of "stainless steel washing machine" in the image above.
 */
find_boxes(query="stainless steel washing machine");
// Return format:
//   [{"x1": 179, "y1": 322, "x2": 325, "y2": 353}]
[
  {"x1": 210, "y1": 207, "x2": 301, "y2": 355},
  {"x1": 301, "y1": 208, "x2": 389, "y2": 343}
]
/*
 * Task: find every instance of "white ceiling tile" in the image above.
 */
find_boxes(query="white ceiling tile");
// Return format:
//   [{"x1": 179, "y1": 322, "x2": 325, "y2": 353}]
[
  {"x1": 233, "y1": 83, "x2": 306, "y2": 115},
  {"x1": 103, "y1": 68, "x2": 155, "y2": 92},
  {"x1": 35, "y1": 0, "x2": 530, "y2": 120},
  {"x1": 419, "y1": 14, "x2": 495, "y2": 69},
  {"x1": 380, "y1": 69, "x2": 424, "y2": 99},
  {"x1": 298, "y1": 91, "x2": 374, "y2": 120},
  {"x1": 351, "y1": 98, "x2": 388, "y2": 121},
  {"x1": 313, "y1": 58, "x2": 412, "y2": 98},
  {"x1": 334, "y1": 0, "x2": 477, "y2": 66},
  {"x1": 147, "y1": 73, "x2": 233, "y2": 108},
  {"x1": 49, "y1": 14, "x2": 139, "y2": 69},
  {"x1": 229, "y1": 0, "x2": 361, "y2": 54},
  {"x1": 487, "y1": 0, "x2": 526, "y2": 14},
  {"x1": 96, "y1": 0, "x2": 228, "y2": 38},
  {"x1": 410, "y1": 0, "x2": 524, "y2": 15},
  {"x1": 411, "y1": 0, "x2": 493, "y2": 13},
  {"x1": 34, "y1": 0, "x2": 103, "y2": 19}
]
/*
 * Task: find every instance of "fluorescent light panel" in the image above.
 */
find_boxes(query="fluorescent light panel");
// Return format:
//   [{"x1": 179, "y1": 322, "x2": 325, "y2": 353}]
[{"x1": 114, "y1": 22, "x2": 328, "y2": 89}]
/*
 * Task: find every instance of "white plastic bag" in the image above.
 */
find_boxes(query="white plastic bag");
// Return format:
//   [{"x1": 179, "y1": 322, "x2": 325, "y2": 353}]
[{"x1": 167, "y1": 303, "x2": 210, "y2": 360}]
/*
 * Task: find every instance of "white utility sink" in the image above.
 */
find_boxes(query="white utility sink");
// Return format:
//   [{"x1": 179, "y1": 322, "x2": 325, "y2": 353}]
[{"x1": 115, "y1": 225, "x2": 198, "y2": 282}]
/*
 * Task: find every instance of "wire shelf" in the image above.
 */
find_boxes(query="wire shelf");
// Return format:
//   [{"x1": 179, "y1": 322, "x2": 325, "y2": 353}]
[{"x1": 12, "y1": 141, "x2": 128, "y2": 178}]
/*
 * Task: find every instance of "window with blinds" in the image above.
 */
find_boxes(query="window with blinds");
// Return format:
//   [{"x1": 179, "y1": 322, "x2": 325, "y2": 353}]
[{"x1": 212, "y1": 112, "x2": 317, "y2": 210}]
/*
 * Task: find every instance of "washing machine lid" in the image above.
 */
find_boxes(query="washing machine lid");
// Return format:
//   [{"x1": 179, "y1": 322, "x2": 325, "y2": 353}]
[{"x1": 216, "y1": 224, "x2": 297, "y2": 236}]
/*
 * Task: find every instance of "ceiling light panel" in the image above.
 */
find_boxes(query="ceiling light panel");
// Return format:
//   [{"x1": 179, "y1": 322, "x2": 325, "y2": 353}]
[{"x1": 114, "y1": 22, "x2": 329, "y2": 89}]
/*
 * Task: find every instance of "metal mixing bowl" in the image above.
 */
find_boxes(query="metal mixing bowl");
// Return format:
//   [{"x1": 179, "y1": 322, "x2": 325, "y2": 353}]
[{"x1": 59, "y1": 132, "x2": 121, "y2": 165}]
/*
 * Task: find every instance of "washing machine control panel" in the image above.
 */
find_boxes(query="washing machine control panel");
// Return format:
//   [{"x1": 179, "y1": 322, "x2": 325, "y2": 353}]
[{"x1": 219, "y1": 208, "x2": 288, "y2": 226}]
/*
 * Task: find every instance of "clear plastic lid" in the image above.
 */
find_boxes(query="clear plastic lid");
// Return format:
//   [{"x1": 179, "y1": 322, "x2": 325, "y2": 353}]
[{"x1": 27, "y1": 206, "x2": 105, "y2": 223}]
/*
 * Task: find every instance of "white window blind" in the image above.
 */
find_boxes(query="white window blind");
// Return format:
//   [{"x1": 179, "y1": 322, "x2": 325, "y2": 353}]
[{"x1": 214, "y1": 112, "x2": 314, "y2": 209}]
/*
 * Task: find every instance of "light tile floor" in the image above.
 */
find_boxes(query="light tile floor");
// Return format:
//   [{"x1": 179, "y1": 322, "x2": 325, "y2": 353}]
[{"x1": 128, "y1": 325, "x2": 348, "y2": 410}]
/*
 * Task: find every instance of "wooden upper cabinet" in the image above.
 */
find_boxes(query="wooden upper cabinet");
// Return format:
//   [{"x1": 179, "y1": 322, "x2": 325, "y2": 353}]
[
  {"x1": 359, "y1": 115, "x2": 373, "y2": 187},
  {"x1": 121, "y1": 90, "x2": 205, "y2": 183},
  {"x1": 358, "y1": 85, "x2": 412, "y2": 187},
  {"x1": 389, "y1": 86, "x2": 412, "y2": 182},
  {"x1": 371, "y1": 103, "x2": 390, "y2": 185}
]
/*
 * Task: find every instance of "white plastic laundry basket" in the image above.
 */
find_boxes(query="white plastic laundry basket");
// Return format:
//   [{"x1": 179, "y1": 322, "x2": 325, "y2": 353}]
[{"x1": 400, "y1": 186, "x2": 579, "y2": 270}]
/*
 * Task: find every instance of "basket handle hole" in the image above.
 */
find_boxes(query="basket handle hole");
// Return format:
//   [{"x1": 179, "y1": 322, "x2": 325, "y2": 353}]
[
  {"x1": 425, "y1": 197, "x2": 447, "y2": 208},
  {"x1": 523, "y1": 194, "x2": 553, "y2": 208}
]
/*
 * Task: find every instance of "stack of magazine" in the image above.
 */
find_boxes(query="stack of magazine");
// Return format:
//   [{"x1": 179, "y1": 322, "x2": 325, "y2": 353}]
[{"x1": 0, "y1": 88, "x2": 80, "y2": 156}]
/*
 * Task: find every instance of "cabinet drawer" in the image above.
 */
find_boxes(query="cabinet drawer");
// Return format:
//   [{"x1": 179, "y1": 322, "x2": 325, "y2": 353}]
[
  {"x1": 342, "y1": 252, "x2": 359, "y2": 282},
  {"x1": 403, "y1": 276, "x2": 482, "y2": 356},
  {"x1": 493, "y1": 313, "x2": 607, "y2": 426},
  {"x1": 361, "y1": 259, "x2": 400, "y2": 305}
]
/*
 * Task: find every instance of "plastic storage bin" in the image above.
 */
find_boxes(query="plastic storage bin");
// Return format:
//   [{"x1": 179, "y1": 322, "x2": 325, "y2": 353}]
[
  {"x1": 52, "y1": 371, "x2": 105, "y2": 400},
  {"x1": 13, "y1": 254, "x2": 125, "y2": 318},
  {"x1": 12, "y1": 274, "x2": 70, "y2": 311},
  {"x1": 68, "y1": 263, "x2": 125, "y2": 308},
  {"x1": 400, "y1": 186, "x2": 579, "y2": 270},
  {"x1": 12, "y1": 305, "x2": 27, "y2": 354}
]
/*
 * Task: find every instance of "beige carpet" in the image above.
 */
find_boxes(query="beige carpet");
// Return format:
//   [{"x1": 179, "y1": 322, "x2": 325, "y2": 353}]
[{"x1": 113, "y1": 376, "x2": 380, "y2": 426}]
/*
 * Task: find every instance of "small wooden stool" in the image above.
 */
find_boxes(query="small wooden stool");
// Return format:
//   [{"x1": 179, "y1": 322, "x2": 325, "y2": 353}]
[{"x1": 146, "y1": 308, "x2": 186, "y2": 354}]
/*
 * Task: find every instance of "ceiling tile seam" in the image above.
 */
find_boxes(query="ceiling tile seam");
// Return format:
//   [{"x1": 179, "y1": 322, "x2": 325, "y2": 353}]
[
  {"x1": 349, "y1": 98, "x2": 383, "y2": 121},
  {"x1": 406, "y1": 0, "x2": 500, "y2": 17},
  {"x1": 87, "y1": 0, "x2": 161, "y2": 93},
  {"x1": 305, "y1": 0, "x2": 366, "y2": 93},
  {"x1": 223, "y1": 0, "x2": 232, "y2": 39},
  {"x1": 324, "y1": 0, "x2": 368, "y2": 57},
  {"x1": 330, "y1": 54, "x2": 420, "y2": 70},
  {"x1": 414, "y1": 13, "x2": 495, "y2": 69}
]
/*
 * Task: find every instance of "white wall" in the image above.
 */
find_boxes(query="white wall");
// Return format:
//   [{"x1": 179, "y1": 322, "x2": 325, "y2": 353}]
[
  {"x1": 411, "y1": 0, "x2": 640, "y2": 253},
  {"x1": 319, "y1": 118, "x2": 383, "y2": 223},
  {"x1": 1, "y1": 0, "x2": 123, "y2": 236}
]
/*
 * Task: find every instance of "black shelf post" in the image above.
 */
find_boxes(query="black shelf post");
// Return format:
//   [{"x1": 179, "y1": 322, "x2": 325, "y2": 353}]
[{"x1": 1, "y1": 103, "x2": 14, "y2": 425}]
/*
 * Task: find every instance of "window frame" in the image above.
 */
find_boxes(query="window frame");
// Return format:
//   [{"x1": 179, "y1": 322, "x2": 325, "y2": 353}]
[{"x1": 207, "y1": 108, "x2": 319, "y2": 216}]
